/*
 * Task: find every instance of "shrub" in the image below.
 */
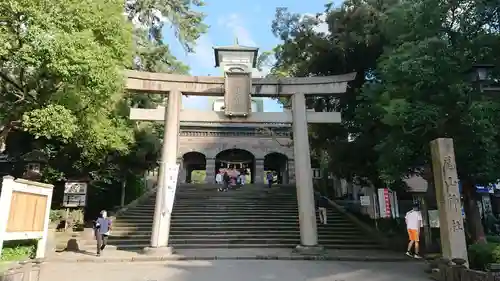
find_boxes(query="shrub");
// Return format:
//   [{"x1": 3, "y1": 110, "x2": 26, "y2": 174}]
[
  {"x1": 487, "y1": 235, "x2": 500, "y2": 244},
  {"x1": 468, "y1": 242, "x2": 500, "y2": 270},
  {"x1": 49, "y1": 209, "x2": 84, "y2": 230},
  {"x1": 49, "y1": 209, "x2": 65, "y2": 223},
  {"x1": 0, "y1": 240, "x2": 37, "y2": 261}
]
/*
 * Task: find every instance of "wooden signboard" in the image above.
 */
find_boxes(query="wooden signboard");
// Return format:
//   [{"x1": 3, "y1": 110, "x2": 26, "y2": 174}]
[
  {"x1": 0, "y1": 176, "x2": 54, "y2": 258},
  {"x1": 63, "y1": 182, "x2": 87, "y2": 207}
]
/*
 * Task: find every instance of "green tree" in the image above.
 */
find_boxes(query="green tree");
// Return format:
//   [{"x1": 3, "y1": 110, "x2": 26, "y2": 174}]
[
  {"x1": 271, "y1": 1, "x2": 398, "y2": 187},
  {"x1": 366, "y1": 0, "x2": 500, "y2": 243},
  {"x1": 127, "y1": 0, "x2": 207, "y2": 73},
  {"x1": 126, "y1": 0, "x2": 208, "y2": 133},
  {"x1": 271, "y1": 0, "x2": 500, "y2": 243},
  {"x1": 0, "y1": 0, "x2": 135, "y2": 162}
]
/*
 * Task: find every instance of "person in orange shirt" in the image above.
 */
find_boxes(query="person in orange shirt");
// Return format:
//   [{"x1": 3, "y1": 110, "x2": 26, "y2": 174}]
[{"x1": 405, "y1": 203, "x2": 423, "y2": 259}]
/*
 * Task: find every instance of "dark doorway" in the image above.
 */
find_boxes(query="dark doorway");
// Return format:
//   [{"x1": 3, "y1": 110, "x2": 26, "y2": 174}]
[
  {"x1": 182, "y1": 152, "x2": 206, "y2": 183},
  {"x1": 264, "y1": 152, "x2": 289, "y2": 184}
]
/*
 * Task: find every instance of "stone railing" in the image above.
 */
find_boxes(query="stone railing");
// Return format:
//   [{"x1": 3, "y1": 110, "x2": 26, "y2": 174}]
[
  {"x1": 428, "y1": 258, "x2": 500, "y2": 281},
  {"x1": 0, "y1": 260, "x2": 42, "y2": 281}
]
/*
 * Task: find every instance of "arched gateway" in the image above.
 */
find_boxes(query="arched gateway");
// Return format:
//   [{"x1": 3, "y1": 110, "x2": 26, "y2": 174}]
[
  {"x1": 216, "y1": 149, "x2": 255, "y2": 183},
  {"x1": 126, "y1": 43, "x2": 355, "y2": 253}
]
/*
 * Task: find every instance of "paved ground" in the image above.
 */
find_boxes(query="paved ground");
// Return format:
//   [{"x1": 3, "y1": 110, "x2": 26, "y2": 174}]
[
  {"x1": 48, "y1": 248, "x2": 413, "y2": 262},
  {"x1": 39, "y1": 260, "x2": 429, "y2": 281}
]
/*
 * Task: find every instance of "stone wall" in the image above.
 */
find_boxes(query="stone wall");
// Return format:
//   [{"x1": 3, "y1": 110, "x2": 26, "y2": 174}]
[
  {"x1": 178, "y1": 136, "x2": 294, "y2": 160},
  {"x1": 430, "y1": 260, "x2": 500, "y2": 281},
  {"x1": 177, "y1": 136, "x2": 295, "y2": 184}
]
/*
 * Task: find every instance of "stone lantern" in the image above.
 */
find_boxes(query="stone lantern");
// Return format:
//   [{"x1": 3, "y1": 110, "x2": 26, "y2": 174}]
[
  {"x1": 21, "y1": 150, "x2": 48, "y2": 181},
  {"x1": 213, "y1": 42, "x2": 259, "y2": 117},
  {"x1": 469, "y1": 63, "x2": 500, "y2": 94}
]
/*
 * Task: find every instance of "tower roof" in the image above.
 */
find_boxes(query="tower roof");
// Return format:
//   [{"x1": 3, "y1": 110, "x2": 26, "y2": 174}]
[{"x1": 213, "y1": 43, "x2": 259, "y2": 68}]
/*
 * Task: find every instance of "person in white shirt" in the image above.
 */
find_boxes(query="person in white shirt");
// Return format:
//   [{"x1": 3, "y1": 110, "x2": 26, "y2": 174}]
[
  {"x1": 239, "y1": 173, "x2": 246, "y2": 186},
  {"x1": 215, "y1": 172, "x2": 223, "y2": 185},
  {"x1": 405, "y1": 204, "x2": 423, "y2": 259}
]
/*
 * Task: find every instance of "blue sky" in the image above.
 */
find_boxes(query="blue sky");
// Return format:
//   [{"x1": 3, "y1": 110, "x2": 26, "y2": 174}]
[{"x1": 162, "y1": 0, "x2": 335, "y2": 112}]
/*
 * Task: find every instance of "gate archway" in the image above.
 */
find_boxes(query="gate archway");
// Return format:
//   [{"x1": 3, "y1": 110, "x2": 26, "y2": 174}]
[
  {"x1": 264, "y1": 152, "x2": 289, "y2": 184},
  {"x1": 215, "y1": 149, "x2": 255, "y2": 183},
  {"x1": 182, "y1": 152, "x2": 206, "y2": 183}
]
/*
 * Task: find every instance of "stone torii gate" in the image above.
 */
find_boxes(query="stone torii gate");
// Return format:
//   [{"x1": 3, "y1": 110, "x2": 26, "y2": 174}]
[{"x1": 126, "y1": 44, "x2": 356, "y2": 254}]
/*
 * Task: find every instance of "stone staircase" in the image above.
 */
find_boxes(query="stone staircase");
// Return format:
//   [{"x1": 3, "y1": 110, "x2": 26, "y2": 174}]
[{"x1": 95, "y1": 184, "x2": 384, "y2": 250}]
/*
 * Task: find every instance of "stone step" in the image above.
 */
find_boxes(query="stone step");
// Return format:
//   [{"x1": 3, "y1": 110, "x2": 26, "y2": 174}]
[
  {"x1": 122, "y1": 208, "x2": 342, "y2": 213},
  {"x1": 171, "y1": 244, "x2": 385, "y2": 250},
  {"x1": 174, "y1": 203, "x2": 299, "y2": 206},
  {"x1": 118, "y1": 214, "x2": 348, "y2": 220},
  {"x1": 117, "y1": 217, "x2": 349, "y2": 222},
  {"x1": 170, "y1": 229, "x2": 365, "y2": 235},
  {"x1": 171, "y1": 220, "x2": 353, "y2": 225},
  {"x1": 104, "y1": 184, "x2": 383, "y2": 252},
  {"x1": 82, "y1": 243, "x2": 385, "y2": 250},
  {"x1": 109, "y1": 226, "x2": 361, "y2": 234},
  {"x1": 120, "y1": 210, "x2": 311, "y2": 216},
  {"x1": 174, "y1": 204, "x2": 302, "y2": 208},
  {"x1": 106, "y1": 238, "x2": 376, "y2": 246},
  {"x1": 175, "y1": 195, "x2": 299, "y2": 199},
  {"x1": 106, "y1": 234, "x2": 372, "y2": 241},
  {"x1": 108, "y1": 228, "x2": 363, "y2": 235},
  {"x1": 115, "y1": 220, "x2": 352, "y2": 226},
  {"x1": 130, "y1": 205, "x2": 304, "y2": 211}
]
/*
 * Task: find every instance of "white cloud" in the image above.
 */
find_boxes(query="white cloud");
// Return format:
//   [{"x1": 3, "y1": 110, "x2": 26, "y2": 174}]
[
  {"x1": 216, "y1": 13, "x2": 272, "y2": 78},
  {"x1": 217, "y1": 13, "x2": 257, "y2": 47},
  {"x1": 187, "y1": 34, "x2": 216, "y2": 71}
]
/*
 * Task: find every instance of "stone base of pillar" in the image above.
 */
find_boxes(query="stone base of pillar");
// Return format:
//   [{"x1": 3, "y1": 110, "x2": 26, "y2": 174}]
[
  {"x1": 142, "y1": 246, "x2": 175, "y2": 256},
  {"x1": 293, "y1": 245, "x2": 324, "y2": 256}
]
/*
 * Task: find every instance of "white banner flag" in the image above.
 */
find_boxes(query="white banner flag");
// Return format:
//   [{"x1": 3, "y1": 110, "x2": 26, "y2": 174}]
[{"x1": 161, "y1": 163, "x2": 179, "y2": 215}]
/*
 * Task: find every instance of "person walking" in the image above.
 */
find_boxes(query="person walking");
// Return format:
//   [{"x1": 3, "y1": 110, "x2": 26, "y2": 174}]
[
  {"x1": 94, "y1": 210, "x2": 112, "y2": 257},
  {"x1": 266, "y1": 172, "x2": 274, "y2": 188},
  {"x1": 315, "y1": 194, "x2": 329, "y2": 225},
  {"x1": 219, "y1": 172, "x2": 230, "y2": 192},
  {"x1": 239, "y1": 170, "x2": 246, "y2": 186},
  {"x1": 215, "y1": 172, "x2": 223, "y2": 185},
  {"x1": 405, "y1": 203, "x2": 423, "y2": 259}
]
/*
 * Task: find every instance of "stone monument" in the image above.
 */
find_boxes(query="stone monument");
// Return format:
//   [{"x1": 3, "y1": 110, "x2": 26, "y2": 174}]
[{"x1": 430, "y1": 138, "x2": 468, "y2": 266}]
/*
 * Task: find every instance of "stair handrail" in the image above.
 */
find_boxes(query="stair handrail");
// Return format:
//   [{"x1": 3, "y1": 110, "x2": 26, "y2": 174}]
[
  {"x1": 109, "y1": 183, "x2": 158, "y2": 221},
  {"x1": 323, "y1": 195, "x2": 392, "y2": 249}
]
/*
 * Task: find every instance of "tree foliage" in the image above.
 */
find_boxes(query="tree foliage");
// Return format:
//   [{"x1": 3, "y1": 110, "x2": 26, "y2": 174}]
[
  {"x1": 0, "y1": 0, "x2": 134, "y2": 161},
  {"x1": 127, "y1": 0, "x2": 207, "y2": 73},
  {"x1": 0, "y1": 0, "x2": 208, "y2": 214},
  {"x1": 271, "y1": 0, "x2": 500, "y2": 242}
]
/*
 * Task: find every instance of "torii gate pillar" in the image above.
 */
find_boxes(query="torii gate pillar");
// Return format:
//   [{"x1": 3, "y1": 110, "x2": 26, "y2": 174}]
[
  {"x1": 143, "y1": 90, "x2": 181, "y2": 254},
  {"x1": 292, "y1": 92, "x2": 318, "y2": 248}
]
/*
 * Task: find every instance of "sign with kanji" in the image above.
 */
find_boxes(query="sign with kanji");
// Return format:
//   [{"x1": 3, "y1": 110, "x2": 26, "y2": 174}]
[
  {"x1": 162, "y1": 164, "x2": 179, "y2": 215},
  {"x1": 224, "y1": 72, "x2": 251, "y2": 117},
  {"x1": 63, "y1": 182, "x2": 87, "y2": 207}
]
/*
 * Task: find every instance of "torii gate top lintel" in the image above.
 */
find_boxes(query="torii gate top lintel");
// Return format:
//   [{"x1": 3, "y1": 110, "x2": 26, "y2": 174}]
[
  {"x1": 127, "y1": 44, "x2": 356, "y2": 124},
  {"x1": 125, "y1": 70, "x2": 357, "y2": 97}
]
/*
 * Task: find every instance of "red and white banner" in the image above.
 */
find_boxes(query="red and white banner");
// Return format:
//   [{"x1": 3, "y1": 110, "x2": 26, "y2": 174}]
[{"x1": 377, "y1": 188, "x2": 392, "y2": 218}]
